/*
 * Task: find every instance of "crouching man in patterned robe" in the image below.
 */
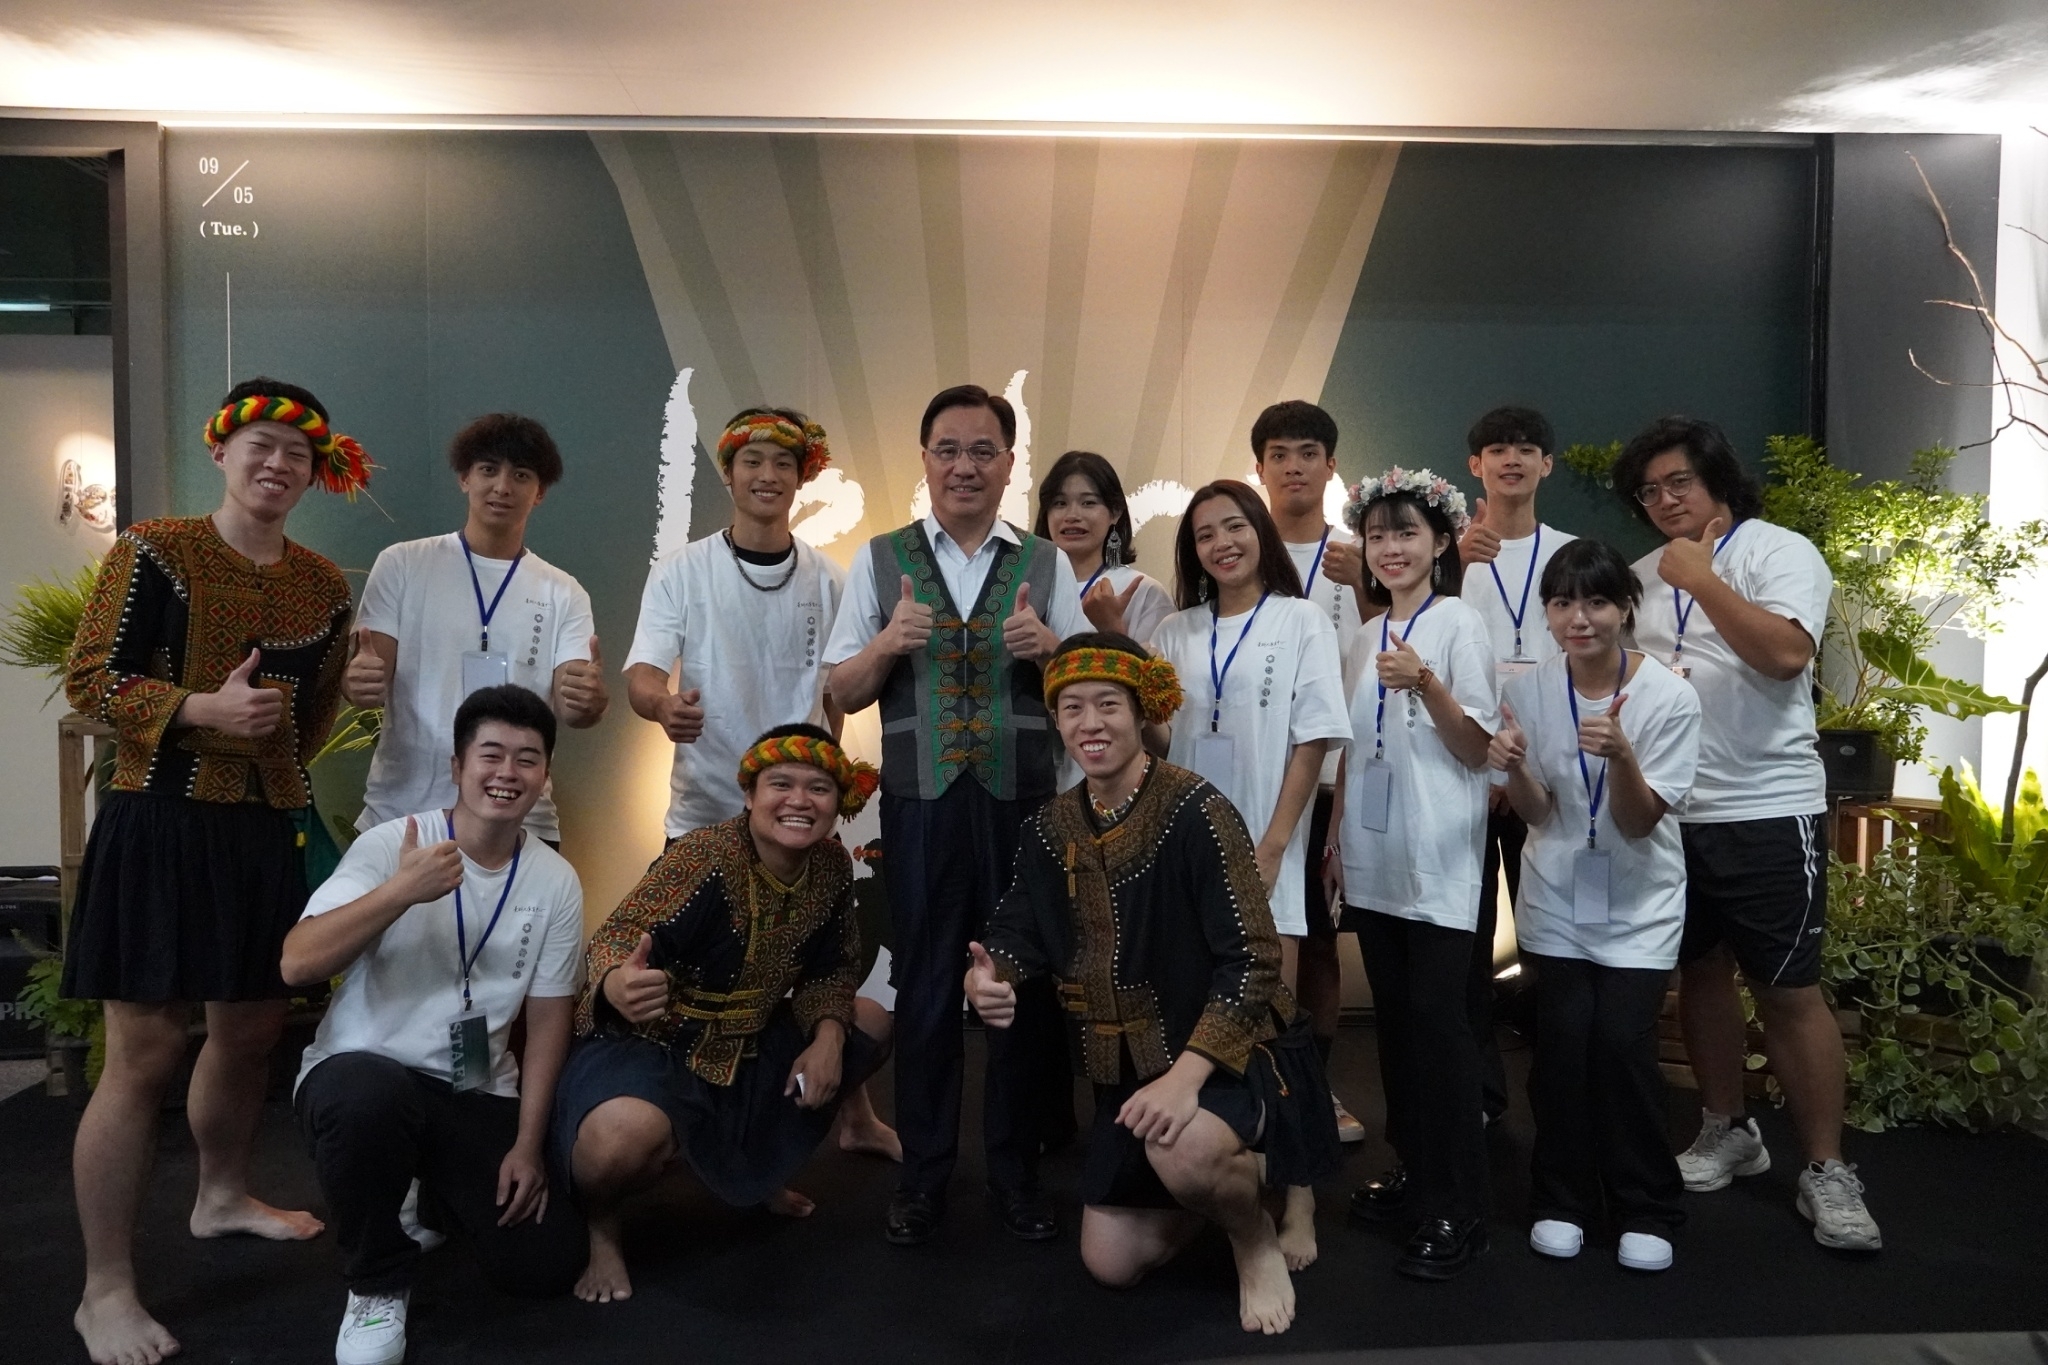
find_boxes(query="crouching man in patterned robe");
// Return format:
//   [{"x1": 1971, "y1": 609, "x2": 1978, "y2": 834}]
[
  {"x1": 552, "y1": 724, "x2": 893, "y2": 1302},
  {"x1": 965, "y1": 634, "x2": 1341, "y2": 1336}
]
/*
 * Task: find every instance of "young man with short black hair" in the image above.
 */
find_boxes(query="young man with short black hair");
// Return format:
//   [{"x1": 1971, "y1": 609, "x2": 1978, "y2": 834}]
[
  {"x1": 345, "y1": 413, "x2": 608, "y2": 846},
  {"x1": 1248, "y1": 399, "x2": 1370, "y2": 1145},
  {"x1": 284, "y1": 684, "x2": 589, "y2": 1365},
  {"x1": 1615, "y1": 415, "x2": 1879, "y2": 1253},
  {"x1": 1456, "y1": 404, "x2": 1576, "y2": 1125}
]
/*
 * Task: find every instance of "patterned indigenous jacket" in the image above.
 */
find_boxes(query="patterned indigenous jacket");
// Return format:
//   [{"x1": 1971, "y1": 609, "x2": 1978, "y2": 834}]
[
  {"x1": 983, "y1": 760, "x2": 1293, "y2": 1085},
  {"x1": 576, "y1": 816, "x2": 862, "y2": 1086},
  {"x1": 65, "y1": 515, "x2": 352, "y2": 809}
]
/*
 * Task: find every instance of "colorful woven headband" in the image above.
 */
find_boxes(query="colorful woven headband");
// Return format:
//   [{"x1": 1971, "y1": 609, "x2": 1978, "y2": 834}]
[
  {"x1": 1043, "y1": 647, "x2": 1184, "y2": 726},
  {"x1": 737, "y1": 734, "x2": 880, "y2": 818},
  {"x1": 205, "y1": 395, "x2": 373, "y2": 498},
  {"x1": 716, "y1": 413, "x2": 831, "y2": 485}
]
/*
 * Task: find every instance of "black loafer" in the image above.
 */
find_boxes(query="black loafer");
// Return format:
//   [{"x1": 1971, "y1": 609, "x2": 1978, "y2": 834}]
[
  {"x1": 1396, "y1": 1217, "x2": 1488, "y2": 1281},
  {"x1": 988, "y1": 1185, "x2": 1058, "y2": 1241},
  {"x1": 1348, "y1": 1167, "x2": 1410, "y2": 1222},
  {"x1": 885, "y1": 1190, "x2": 942, "y2": 1246}
]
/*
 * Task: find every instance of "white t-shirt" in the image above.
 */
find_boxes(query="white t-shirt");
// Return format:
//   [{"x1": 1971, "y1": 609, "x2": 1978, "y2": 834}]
[
  {"x1": 627, "y1": 533, "x2": 845, "y2": 838},
  {"x1": 1503, "y1": 654, "x2": 1701, "y2": 969},
  {"x1": 295, "y1": 812, "x2": 586, "y2": 1099},
  {"x1": 357, "y1": 534, "x2": 596, "y2": 841},
  {"x1": 1631, "y1": 519, "x2": 1831, "y2": 823},
  {"x1": 1463, "y1": 523, "x2": 1577, "y2": 670},
  {"x1": 823, "y1": 516, "x2": 1086, "y2": 666},
  {"x1": 1287, "y1": 530, "x2": 1365, "y2": 787},
  {"x1": 1151, "y1": 595, "x2": 1351, "y2": 936},
  {"x1": 1337, "y1": 596, "x2": 1499, "y2": 931}
]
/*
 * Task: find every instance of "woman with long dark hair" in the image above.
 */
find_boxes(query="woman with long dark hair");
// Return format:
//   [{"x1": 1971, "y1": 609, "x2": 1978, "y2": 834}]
[{"x1": 1033, "y1": 449, "x2": 1174, "y2": 646}]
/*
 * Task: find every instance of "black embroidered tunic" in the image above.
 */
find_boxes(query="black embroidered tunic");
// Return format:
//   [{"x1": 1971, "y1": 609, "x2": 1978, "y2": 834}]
[{"x1": 984, "y1": 761, "x2": 1293, "y2": 1085}]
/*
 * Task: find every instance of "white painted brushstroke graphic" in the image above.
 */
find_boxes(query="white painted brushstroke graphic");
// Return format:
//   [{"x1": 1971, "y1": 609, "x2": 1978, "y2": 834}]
[
  {"x1": 1126, "y1": 479, "x2": 1195, "y2": 534},
  {"x1": 653, "y1": 367, "x2": 697, "y2": 562},
  {"x1": 788, "y1": 466, "x2": 865, "y2": 548}
]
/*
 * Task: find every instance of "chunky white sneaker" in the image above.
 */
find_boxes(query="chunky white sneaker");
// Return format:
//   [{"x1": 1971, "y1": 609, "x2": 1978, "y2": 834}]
[
  {"x1": 1529, "y1": 1219, "x2": 1583, "y2": 1258},
  {"x1": 399, "y1": 1180, "x2": 445, "y2": 1252},
  {"x1": 335, "y1": 1289, "x2": 408, "y2": 1365},
  {"x1": 1797, "y1": 1160, "x2": 1883, "y2": 1251},
  {"x1": 1333, "y1": 1092, "x2": 1366, "y2": 1145},
  {"x1": 1618, "y1": 1231, "x2": 1674, "y2": 1271},
  {"x1": 1676, "y1": 1111, "x2": 1771, "y2": 1191}
]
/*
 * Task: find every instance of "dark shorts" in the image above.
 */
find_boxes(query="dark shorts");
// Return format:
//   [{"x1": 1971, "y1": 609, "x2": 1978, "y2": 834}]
[
  {"x1": 552, "y1": 1010, "x2": 886, "y2": 1208},
  {"x1": 1679, "y1": 815, "x2": 1828, "y2": 989},
  {"x1": 63, "y1": 790, "x2": 308, "y2": 1002}
]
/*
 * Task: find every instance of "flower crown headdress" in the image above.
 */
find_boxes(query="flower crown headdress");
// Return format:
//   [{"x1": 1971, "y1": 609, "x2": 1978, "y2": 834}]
[{"x1": 1342, "y1": 466, "x2": 1471, "y2": 537}]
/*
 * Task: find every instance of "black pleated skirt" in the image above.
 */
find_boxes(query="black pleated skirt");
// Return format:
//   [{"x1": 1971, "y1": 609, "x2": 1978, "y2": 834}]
[{"x1": 62, "y1": 790, "x2": 309, "y2": 1003}]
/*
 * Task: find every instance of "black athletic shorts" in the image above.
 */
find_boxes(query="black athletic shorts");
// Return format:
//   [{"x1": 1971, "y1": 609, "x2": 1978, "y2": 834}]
[{"x1": 1678, "y1": 814, "x2": 1828, "y2": 989}]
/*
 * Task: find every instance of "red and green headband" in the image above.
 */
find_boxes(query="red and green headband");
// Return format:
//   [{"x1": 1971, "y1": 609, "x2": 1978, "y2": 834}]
[
  {"x1": 205, "y1": 395, "x2": 373, "y2": 498},
  {"x1": 737, "y1": 733, "x2": 880, "y2": 818},
  {"x1": 716, "y1": 412, "x2": 831, "y2": 485},
  {"x1": 1043, "y1": 646, "x2": 1184, "y2": 726}
]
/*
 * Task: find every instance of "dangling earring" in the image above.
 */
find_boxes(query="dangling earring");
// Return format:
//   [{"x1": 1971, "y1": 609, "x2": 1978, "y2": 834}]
[
  {"x1": 1198, "y1": 574, "x2": 1211, "y2": 603},
  {"x1": 1104, "y1": 528, "x2": 1124, "y2": 567},
  {"x1": 1431, "y1": 559, "x2": 1443, "y2": 589}
]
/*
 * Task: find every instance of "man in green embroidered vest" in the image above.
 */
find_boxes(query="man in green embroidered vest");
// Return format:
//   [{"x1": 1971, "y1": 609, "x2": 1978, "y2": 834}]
[{"x1": 825, "y1": 384, "x2": 1087, "y2": 1246}]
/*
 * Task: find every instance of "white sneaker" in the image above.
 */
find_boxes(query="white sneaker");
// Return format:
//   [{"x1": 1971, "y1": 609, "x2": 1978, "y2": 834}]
[
  {"x1": 1333, "y1": 1092, "x2": 1366, "y2": 1145},
  {"x1": 1797, "y1": 1159, "x2": 1883, "y2": 1251},
  {"x1": 1617, "y1": 1231, "x2": 1674, "y2": 1271},
  {"x1": 1529, "y1": 1219, "x2": 1583, "y2": 1258},
  {"x1": 1676, "y1": 1111, "x2": 1771, "y2": 1191},
  {"x1": 335, "y1": 1289, "x2": 408, "y2": 1365},
  {"x1": 399, "y1": 1179, "x2": 445, "y2": 1252}
]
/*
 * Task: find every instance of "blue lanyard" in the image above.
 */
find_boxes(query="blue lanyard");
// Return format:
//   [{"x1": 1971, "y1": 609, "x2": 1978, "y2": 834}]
[
  {"x1": 1079, "y1": 562, "x2": 1110, "y2": 601},
  {"x1": 459, "y1": 533, "x2": 526, "y2": 654},
  {"x1": 1487, "y1": 526, "x2": 1541, "y2": 658},
  {"x1": 1300, "y1": 529, "x2": 1331, "y2": 597},
  {"x1": 1670, "y1": 520, "x2": 1744, "y2": 660},
  {"x1": 1373, "y1": 593, "x2": 1437, "y2": 758},
  {"x1": 453, "y1": 826, "x2": 522, "y2": 1012},
  {"x1": 1566, "y1": 647, "x2": 1627, "y2": 849},
  {"x1": 1207, "y1": 592, "x2": 1271, "y2": 732}
]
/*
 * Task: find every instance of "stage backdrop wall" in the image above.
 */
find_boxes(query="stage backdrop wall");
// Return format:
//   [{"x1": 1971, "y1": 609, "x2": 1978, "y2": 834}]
[{"x1": 159, "y1": 129, "x2": 1817, "y2": 920}]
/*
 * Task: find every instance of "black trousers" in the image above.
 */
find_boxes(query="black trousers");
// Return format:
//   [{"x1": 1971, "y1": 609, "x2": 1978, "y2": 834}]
[
  {"x1": 1355, "y1": 908, "x2": 1489, "y2": 1223},
  {"x1": 1475, "y1": 805, "x2": 1525, "y2": 1118},
  {"x1": 1301, "y1": 789, "x2": 1338, "y2": 1041},
  {"x1": 882, "y1": 779, "x2": 1064, "y2": 1198},
  {"x1": 1524, "y1": 953, "x2": 1685, "y2": 1237},
  {"x1": 296, "y1": 1051, "x2": 587, "y2": 1296}
]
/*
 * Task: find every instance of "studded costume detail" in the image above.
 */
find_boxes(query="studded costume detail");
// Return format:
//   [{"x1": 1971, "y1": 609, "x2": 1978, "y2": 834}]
[
  {"x1": 575, "y1": 816, "x2": 860, "y2": 1086},
  {"x1": 65, "y1": 515, "x2": 352, "y2": 809}
]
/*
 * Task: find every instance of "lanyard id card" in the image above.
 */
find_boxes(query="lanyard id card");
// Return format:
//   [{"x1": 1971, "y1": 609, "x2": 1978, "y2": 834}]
[
  {"x1": 448, "y1": 1007, "x2": 492, "y2": 1092},
  {"x1": 1350, "y1": 758, "x2": 1394, "y2": 832},
  {"x1": 1571, "y1": 848, "x2": 1612, "y2": 925},
  {"x1": 1495, "y1": 657, "x2": 1536, "y2": 679},
  {"x1": 1192, "y1": 732, "x2": 1237, "y2": 793},
  {"x1": 461, "y1": 649, "x2": 511, "y2": 698}
]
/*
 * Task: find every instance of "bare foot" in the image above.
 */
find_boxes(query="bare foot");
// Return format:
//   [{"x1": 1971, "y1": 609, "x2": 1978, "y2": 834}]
[
  {"x1": 188, "y1": 1193, "x2": 324, "y2": 1241},
  {"x1": 1277, "y1": 1185, "x2": 1318, "y2": 1271},
  {"x1": 75, "y1": 1290, "x2": 180, "y2": 1365},
  {"x1": 1231, "y1": 1213, "x2": 1297, "y2": 1336},
  {"x1": 574, "y1": 1220, "x2": 633, "y2": 1304},
  {"x1": 836, "y1": 1115, "x2": 903, "y2": 1162},
  {"x1": 767, "y1": 1187, "x2": 816, "y2": 1218}
]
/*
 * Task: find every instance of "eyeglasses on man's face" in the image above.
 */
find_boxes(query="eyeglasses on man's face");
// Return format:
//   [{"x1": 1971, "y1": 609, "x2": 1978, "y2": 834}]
[
  {"x1": 925, "y1": 441, "x2": 1008, "y2": 467},
  {"x1": 1633, "y1": 470, "x2": 1700, "y2": 506}
]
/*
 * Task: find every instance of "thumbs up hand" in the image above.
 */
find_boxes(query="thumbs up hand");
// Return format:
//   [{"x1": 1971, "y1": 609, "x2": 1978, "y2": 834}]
[
  {"x1": 1577, "y1": 690, "x2": 1635, "y2": 762},
  {"x1": 658, "y1": 686, "x2": 706, "y2": 744},
  {"x1": 201, "y1": 648, "x2": 287, "y2": 738},
  {"x1": 1375, "y1": 632, "x2": 1429, "y2": 691},
  {"x1": 882, "y1": 574, "x2": 935, "y2": 657},
  {"x1": 1081, "y1": 574, "x2": 1142, "y2": 636},
  {"x1": 1659, "y1": 515, "x2": 1729, "y2": 596},
  {"x1": 555, "y1": 634, "x2": 610, "y2": 726},
  {"x1": 1459, "y1": 496, "x2": 1502, "y2": 566},
  {"x1": 1321, "y1": 536, "x2": 1365, "y2": 591},
  {"x1": 1489, "y1": 699, "x2": 1529, "y2": 772},
  {"x1": 602, "y1": 931, "x2": 671, "y2": 1024},
  {"x1": 963, "y1": 941, "x2": 1017, "y2": 1027},
  {"x1": 343, "y1": 627, "x2": 391, "y2": 708},
  {"x1": 1002, "y1": 580, "x2": 1058, "y2": 662},
  {"x1": 393, "y1": 814, "x2": 464, "y2": 907}
]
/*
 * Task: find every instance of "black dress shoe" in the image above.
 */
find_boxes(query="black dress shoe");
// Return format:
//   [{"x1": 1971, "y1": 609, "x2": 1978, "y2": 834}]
[
  {"x1": 1348, "y1": 1167, "x2": 1410, "y2": 1221},
  {"x1": 987, "y1": 1185, "x2": 1058, "y2": 1241},
  {"x1": 885, "y1": 1191, "x2": 942, "y2": 1246},
  {"x1": 1396, "y1": 1217, "x2": 1488, "y2": 1281}
]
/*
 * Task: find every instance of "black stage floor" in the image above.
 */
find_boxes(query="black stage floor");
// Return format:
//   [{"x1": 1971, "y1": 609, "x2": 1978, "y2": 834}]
[{"x1": 3, "y1": 1025, "x2": 2044, "y2": 1364}]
